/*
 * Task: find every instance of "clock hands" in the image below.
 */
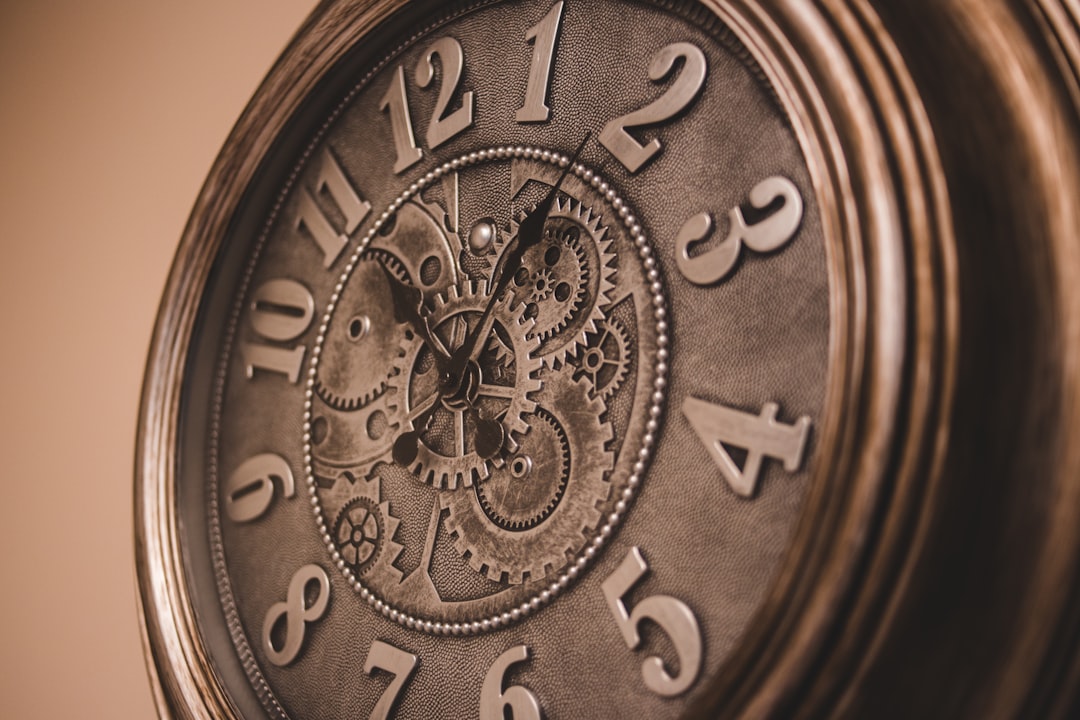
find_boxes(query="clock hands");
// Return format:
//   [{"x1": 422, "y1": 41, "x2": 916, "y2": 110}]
[
  {"x1": 391, "y1": 389, "x2": 440, "y2": 466},
  {"x1": 452, "y1": 133, "x2": 590, "y2": 460},
  {"x1": 378, "y1": 262, "x2": 453, "y2": 466},
  {"x1": 380, "y1": 262, "x2": 451, "y2": 363},
  {"x1": 443, "y1": 132, "x2": 590, "y2": 395},
  {"x1": 386, "y1": 133, "x2": 589, "y2": 469}
]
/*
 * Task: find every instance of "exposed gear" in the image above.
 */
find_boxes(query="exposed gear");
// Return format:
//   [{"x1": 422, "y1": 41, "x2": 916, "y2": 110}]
[
  {"x1": 367, "y1": 200, "x2": 459, "y2": 299},
  {"x1": 474, "y1": 407, "x2": 570, "y2": 531},
  {"x1": 388, "y1": 280, "x2": 543, "y2": 490},
  {"x1": 443, "y1": 372, "x2": 614, "y2": 585},
  {"x1": 488, "y1": 197, "x2": 617, "y2": 366},
  {"x1": 574, "y1": 317, "x2": 631, "y2": 400},
  {"x1": 310, "y1": 387, "x2": 400, "y2": 483},
  {"x1": 332, "y1": 496, "x2": 396, "y2": 578},
  {"x1": 314, "y1": 250, "x2": 410, "y2": 411},
  {"x1": 527, "y1": 267, "x2": 555, "y2": 303}
]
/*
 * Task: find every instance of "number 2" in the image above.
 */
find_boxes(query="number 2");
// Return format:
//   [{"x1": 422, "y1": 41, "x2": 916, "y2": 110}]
[{"x1": 600, "y1": 42, "x2": 707, "y2": 173}]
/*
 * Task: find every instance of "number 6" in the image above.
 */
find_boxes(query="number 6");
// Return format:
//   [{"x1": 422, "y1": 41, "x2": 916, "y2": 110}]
[
  {"x1": 479, "y1": 645, "x2": 541, "y2": 720},
  {"x1": 601, "y1": 547, "x2": 703, "y2": 696}
]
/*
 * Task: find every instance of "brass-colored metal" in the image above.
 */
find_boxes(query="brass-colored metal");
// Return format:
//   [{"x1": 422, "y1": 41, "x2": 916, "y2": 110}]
[{"x1": 136, "y1": 0, "x2": 1080, "y2": 717}]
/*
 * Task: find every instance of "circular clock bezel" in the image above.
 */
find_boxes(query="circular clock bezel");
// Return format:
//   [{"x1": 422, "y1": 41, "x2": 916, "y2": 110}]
[{"x1": 134, "y1": 1, "x2": 957, "y2": 717}]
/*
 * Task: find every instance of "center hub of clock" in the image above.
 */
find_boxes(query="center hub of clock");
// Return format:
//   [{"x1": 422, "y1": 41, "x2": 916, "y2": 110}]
[
  {"x1": 439, "y1": 359, "x2": 480, "y2": 411},
  {"x1": 303, "y1": 147, "x2": 667, "y2": 634}
]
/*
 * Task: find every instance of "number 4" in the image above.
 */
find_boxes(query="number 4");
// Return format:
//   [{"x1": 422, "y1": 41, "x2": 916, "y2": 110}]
[{"x1": 683, "y1": 397, "x2": 811, "y2": 498}]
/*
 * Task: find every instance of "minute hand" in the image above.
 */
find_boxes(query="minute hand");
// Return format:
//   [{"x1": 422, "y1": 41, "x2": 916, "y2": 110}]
[{"x1": 443, "y1": 134, "x2": 590, "y2": 390}]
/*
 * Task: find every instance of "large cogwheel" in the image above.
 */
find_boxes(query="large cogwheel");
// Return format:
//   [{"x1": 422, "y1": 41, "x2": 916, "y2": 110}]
[
  {"x1": 443, "y1": 372, "x2": 614, "y2": 585},
  {"x1": 313, "y1": 250, "x2": 410, "y2": 411},
  {"x1": 488, "y1": 197, "x2": 617, "y2": 366},
  {"x1": 474, "y1": 407, "x2": 570, "y2": 531},
  {"x1": 388, "y1": 280, "x2": 542, "y2": 489},
  {"x1": 310, "y1": 389, "x2": 400, "y2": 485}
]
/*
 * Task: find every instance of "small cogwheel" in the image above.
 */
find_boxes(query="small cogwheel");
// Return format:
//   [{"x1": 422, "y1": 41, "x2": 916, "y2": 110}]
[
  {"x1": 388, "y1": 280, "x2": 543, "y2": 489},
  {"x1": 333, "y1": 497, "x2": 392, "y2": 577},
  {"x1": 314, "y1": 250, "x2": 410, "y2": 411},
  {"x1": 444, "y1": 372, "x2": 614, "y2": 585},
  {"x1": 527, "y1": 267, "x2": 555, "y2": 303},
  {"x1": 574, "y1": 317, "x2": 631, "y2": 400},
  {"x1": 489, "y1": 197, "x2": 617, "y2": 366},
  {"x1": 474, "y1": 407, "x2": 570, "y2": 531}
]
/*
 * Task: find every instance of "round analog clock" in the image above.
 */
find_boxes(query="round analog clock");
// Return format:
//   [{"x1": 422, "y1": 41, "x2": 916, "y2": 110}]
[{"x1": 137, "y1": 0, "x2": 1080, "y2": 717}]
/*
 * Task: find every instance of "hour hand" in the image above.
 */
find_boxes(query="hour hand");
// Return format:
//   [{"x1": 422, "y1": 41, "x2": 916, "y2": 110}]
[{"x1": 380, "y1": 260, "x2": 450, "y2": 361}]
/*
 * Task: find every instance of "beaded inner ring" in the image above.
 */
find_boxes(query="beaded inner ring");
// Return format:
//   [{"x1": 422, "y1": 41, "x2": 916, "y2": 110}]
[{"x1": 302, "y1": 146, "x2": 669, "y2": 635}]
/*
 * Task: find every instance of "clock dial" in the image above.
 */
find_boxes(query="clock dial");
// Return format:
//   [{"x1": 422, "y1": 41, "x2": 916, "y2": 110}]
[
  {"x1": 166, "y1": 0, "x2": 833, "y2": 717},
  {"x1": 138, "y1": 0, "x2": 1080, "y2": 715}
]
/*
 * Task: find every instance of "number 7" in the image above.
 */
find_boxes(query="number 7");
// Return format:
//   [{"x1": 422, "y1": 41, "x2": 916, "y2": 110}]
[{"x1": 363, "y1": 640, "x2": 419, "y2": 720}]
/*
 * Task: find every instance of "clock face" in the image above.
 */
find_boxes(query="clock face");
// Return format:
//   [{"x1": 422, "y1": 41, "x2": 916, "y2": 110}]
[{"x1": 173, "y1": 0, "x2": 833, "y2": 716}]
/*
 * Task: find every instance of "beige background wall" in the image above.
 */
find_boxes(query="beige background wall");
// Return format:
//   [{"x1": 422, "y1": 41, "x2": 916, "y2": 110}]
[{"x1": 0, "y1": 2, "x2": 313, "y2": 716}]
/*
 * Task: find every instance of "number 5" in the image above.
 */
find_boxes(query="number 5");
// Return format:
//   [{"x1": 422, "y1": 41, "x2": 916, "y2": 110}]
[{"x1": 602, "y1": 547, "x2": 703, "y2": 697}]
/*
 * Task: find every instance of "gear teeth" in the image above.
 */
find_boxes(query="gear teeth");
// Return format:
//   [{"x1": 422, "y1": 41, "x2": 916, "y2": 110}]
[
  {"x1": 474, "y1": 408, "x2": 570, "y2": 532},
  {"x1": 576, "y1": 317, "x2": 631, "y2": 399},
  {"x1": 377, "y1": 500, "x2": 405, "y2": 580},
  {"x1": 387, "y1": 281, "x2": 542, "y2": 489},
  {"x1": 409, "y1": 461, "x2": 490, "y2": 490},
  {"x1": 444, "y1": 372, "x2": 613, "y2": 585},
  {"x1": 310, "y1": 390, "x2": 400, "y2": 478},
  {"x1": 331, "y1": 495, "x2": 403, "y2": 578},
  {"x1": 536, "y1": 236, "x2": 589, "y2": 343},
  {"x1": 313, "y1": 251, "x2": 411, "y2": 411},
  {"x1": 492, "y1": 188, "x2": 620, "y2": 369}
]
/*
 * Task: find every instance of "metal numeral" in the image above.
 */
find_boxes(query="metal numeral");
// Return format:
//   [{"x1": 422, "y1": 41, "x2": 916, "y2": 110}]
[
  {"x1": 683, "y1": 396, "x2": 811, "y2": 497},
  {"x1": 599, "y1": 42, "x2": 707, "y2": 173},
  {"x1": 479, "y1": 645, "x2": 541, "y2": 720},
  {"x1": 602, "y1": 547, "x2": 703, "y2": 697},
  {"x1": 295, "y1": 148, "x2": 371, "y2": 268},
  {"x1": 241, "y1": 278, "x2": 315, "y2": 383},
  {"x1": 223, "y1": 453, "x2": 295, "y2": 523},
  {"x1": 516, "y1": 1, "x2": 564, "y2": 123},
  {"x1": 416, "y1": 37, "x2": 475, "y2": 149},
  {"x1": 363, "y1": 640, "x2": 418, "y2": 720},
  {"x1": 262, "y1": 565, "x2": 330, "y2": 666},
  {"x1": 381, "y1": 65, "x2": 424, "y2": 173},
  {"x1": 382, "y1": 36, "x2": 477, "y2": 173},
  {"x1": 676, "y1": 177, "x2": 804, "y2": 285}
]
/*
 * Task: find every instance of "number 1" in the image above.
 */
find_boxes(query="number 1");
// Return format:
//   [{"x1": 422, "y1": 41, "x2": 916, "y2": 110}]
[{"x1": 517, "y1": 2, "x2": 564, "y2": 123}]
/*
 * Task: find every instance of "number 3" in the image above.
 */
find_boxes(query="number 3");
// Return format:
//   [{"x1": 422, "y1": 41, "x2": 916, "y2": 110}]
[{"x1": 602, "y1": 547, "x2": 703, "y2": 697}]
